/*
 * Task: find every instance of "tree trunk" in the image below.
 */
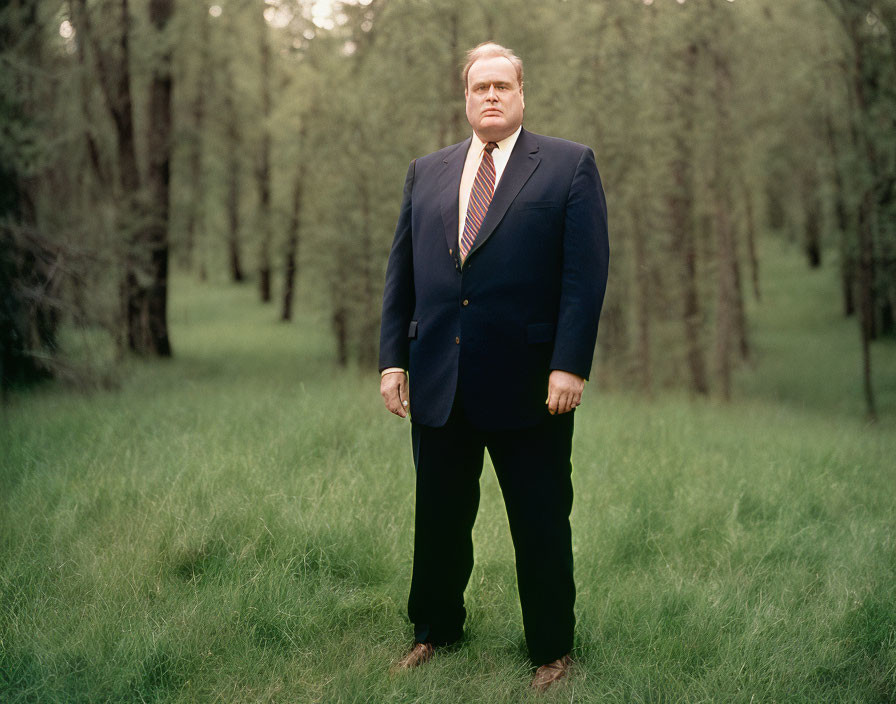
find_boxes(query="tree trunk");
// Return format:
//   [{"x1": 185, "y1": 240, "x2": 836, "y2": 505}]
[
  {"x1": 256, "y1": 8, "x2": 273, "y2": 302},
  {"x1": 72, "y1": 0, "x2": 145, "y2": 354},
  {"x1": 357, "y1": 178, "x2": 379, "y2": 368},
  {"x1": 857, "y1": 190, "x2": 877, "y2": 420},
  {"x1": 0, "y1": 2, "x2": 60, "y2": 388},
  {"x1": 802, "y1": 169, "x2": 822, "y2": 269},
  {"x1": 181, "y1": 1, "x2": 209, "y2": 271},
  {"x1": 331, "y1": 273, "x2": 349, "y2": 367},
  {"x1": 222, "y1": 61, "x2": 244, "y2": 283},
  {"x1": 281, "y1": 162, "x2": 306, "y2": 322},
  {"x1": 711, "y1": 40, "x2": 741, "y2": 399},
  {"x1": 69, "y1": 0, "x2": 111, "y2": 190},
  {"x1": 738, "y1": 170, "x2": 761, "y2": 301},
  {"x1": 824, "y1": 111, "x2": 854, "y2": 316},
  {"x1": 129, "y1": 0, "x2": 174, "y2": 356},
  {"x1": 731, "y1": 236, "x2": 749, "y2": 363},
  {"x1": 447, "y1": 10, "x2": 464, "y2": 145},
  {"x1": 714, "y1": 193, "x2": 736, "y2": 401},
  {"x1": 765, "y1": 173, "x2": 788, "y2": 234},
  {"x1": 668, "y1": 43, "x2": 708, "y2": 395},
  {"x1": 632, "y1": 205, "x2": 652, "y2": 394}
]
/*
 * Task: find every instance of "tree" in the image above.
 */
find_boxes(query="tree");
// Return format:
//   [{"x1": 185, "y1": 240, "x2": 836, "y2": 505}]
[
  {"x1": 71, "y1": 0, "x2": 172, "y2": 356},
  {"x1": 820, "y1": 0, "x2": 896, "y2": 420}
]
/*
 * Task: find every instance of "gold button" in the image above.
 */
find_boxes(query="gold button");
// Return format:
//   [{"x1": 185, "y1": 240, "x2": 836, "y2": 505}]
[
  {"x1": 462, "y1": 299, "x2": 469, "y2": 306},
  {"x1": 455, "y1": 337, "x2": 460, "y2": 344},
  {"x1": 449, "y1": 248, "x2": 453, "y2": 255}
]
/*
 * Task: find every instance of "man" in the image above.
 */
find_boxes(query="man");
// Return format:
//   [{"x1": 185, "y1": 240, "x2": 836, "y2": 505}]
[{"x1": 378, "y1": 42, "x2": 608, "y2": 692}]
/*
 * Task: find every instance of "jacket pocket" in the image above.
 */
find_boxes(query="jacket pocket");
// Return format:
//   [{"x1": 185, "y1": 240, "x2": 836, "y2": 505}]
[
  {"x1": 408, "y1": 320, "x2": 418, "y2": 339},
  {"x1": 527, "y1": 323, "x2": 554, "y2": 344}
]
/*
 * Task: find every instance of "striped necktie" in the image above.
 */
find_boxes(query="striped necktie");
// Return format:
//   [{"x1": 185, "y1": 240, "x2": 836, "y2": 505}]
[{"x1": 460, "y1": 141, "x2": 497, "y2": 262}]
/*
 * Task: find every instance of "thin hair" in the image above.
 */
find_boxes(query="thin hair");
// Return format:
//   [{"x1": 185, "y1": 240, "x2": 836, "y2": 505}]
[{"x1": 462, "y1": 42, "x2": 524, "y2": 90}]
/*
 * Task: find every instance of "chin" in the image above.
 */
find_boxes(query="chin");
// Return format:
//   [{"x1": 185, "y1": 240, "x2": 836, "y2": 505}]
[{"x1": 477, "y1": 121, "x2": 506, "y2": 134}]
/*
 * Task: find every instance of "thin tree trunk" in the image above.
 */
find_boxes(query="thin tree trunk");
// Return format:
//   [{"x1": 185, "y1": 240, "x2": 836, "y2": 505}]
[
  {"x1": 332, "y1": 267, "x2": 349, "y2": 367},
  {"x1": 227, "y1": 168, "x2": 243, "y2": 282},
  {"x1": 668, "y1": 43, "x2": 708, "y2": 395},
  {"x1": 738, "y1": 170, "x2": 761, "y2": 301},
  {"x1": 731, "y1": 233, "x2": 749, "y2": 362},
  {"x1": 447, "y1": 11, "x2": 464, "y2": 145},
  {"x1": 222, "y1": 62, "x2": 243, "y2": 283},
  {"x1": 281, "y1": 161, "x2": 306, "y2": 322},
  {"x1": 632, "y1": 205, "x2": 652, "y2": 394},
  {"x1": 69, "y1": 0, "x2": 110, "y2": 189},
  {"x1": 256, "y1": 8, "x2": 273, "y2": 302},
  {"x1": 824, "y1": 111, "x2": 854, "y2": 316},
  {"x1": 802, "y1": 169, "x2": 822, "y2": 268},
  {"x1": 857, "y1": 190, "x2": 877, "y2": 420},
  {"x1": 765, "y1": 176, "x2": 788, "y2": 234},
  {"x1": 847, "y1": 11, "x2": 878, "y2": 418},
  {"x1": 357, "y1": 178, "x2": 378, "y2": 368},
  {"x1": 711, "y1": 41, "x2": 739, "y2": 399},
  {"x1": 182, "y1": 1, "x2": 209, "y2": 271},
  {"x1": 715, "y1": 195, "x2": 735, "y2": 401}
]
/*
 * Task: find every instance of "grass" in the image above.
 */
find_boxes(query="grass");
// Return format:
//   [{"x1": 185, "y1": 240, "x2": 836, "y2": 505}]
[{"x1": 1, "y1": 241, "x2": 895, "y2": 702}]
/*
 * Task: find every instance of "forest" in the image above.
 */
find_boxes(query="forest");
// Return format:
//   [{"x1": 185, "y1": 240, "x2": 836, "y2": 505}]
[
  {"x1": 2, "y1": 3, "x2": 896, "y2": 701},
  {"x1": 2, "y1": 0, "x2": 894, "y2": 417}
]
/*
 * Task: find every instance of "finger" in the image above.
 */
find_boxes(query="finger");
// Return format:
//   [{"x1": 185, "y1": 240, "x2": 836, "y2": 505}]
[
  {"x1": 381, "y1": 377, "x2": 406, "y2": 418},
  {"x1": 398, "y1": 377, "x2": 409, "y2": 417},
  {"x1": 547, "y1": 387, "x2": 559, "y2": 415},
  {"x1": 557, "y1": 391, "x2": 572, "y2": 414},
  {"x1": 391, "y1": 383, "x2": 407, "y2": 418}
]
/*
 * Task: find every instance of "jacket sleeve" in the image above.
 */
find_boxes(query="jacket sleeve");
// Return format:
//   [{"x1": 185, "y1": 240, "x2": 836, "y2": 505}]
[
  {"x1": 378, "y1": 160, "x2": 417, "y2": 372},
  {"x1": 549, "y1": 147, "x2": 609, "y2": 380}
]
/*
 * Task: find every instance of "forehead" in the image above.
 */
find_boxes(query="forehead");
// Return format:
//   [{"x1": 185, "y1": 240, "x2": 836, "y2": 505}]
[{"x1": 467, "y1": 56, "x2": 519, "y2": 87}]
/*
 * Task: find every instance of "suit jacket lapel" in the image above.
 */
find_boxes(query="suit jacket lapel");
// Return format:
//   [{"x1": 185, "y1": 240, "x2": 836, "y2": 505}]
[
  {"x1": 439, "y1": 138, "x2": 471, "y2": 256},
  {"x1": 467, "y1": 128, "x2": 541, "y2": 260}
]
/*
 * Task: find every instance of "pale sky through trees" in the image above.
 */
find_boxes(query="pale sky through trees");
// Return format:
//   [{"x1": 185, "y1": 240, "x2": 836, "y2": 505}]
[{"x1": 261, "y1": 0, "x2": 373, "y2": 30}]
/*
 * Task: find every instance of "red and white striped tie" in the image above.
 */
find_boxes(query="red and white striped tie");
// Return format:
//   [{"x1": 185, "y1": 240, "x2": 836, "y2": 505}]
[{"x1": 460, "y1": 142, "x2": 497, "y2": 262}]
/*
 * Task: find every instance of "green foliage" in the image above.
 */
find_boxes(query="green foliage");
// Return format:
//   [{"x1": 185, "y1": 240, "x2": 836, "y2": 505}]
[
  {"x1": 1, "y1": 242, "x2": 894, "y2": 702},
  {"x1": 4, "y1": 0, "x2": 895, "y2": 395}
]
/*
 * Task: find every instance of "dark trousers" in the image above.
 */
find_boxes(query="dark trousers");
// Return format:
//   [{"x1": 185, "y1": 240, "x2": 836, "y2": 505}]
[{"x1": 408, "y1": 401, "x2": 576, "y2": 666}]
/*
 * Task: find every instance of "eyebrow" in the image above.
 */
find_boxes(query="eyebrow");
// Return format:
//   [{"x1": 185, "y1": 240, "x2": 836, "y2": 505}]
[{"x1": 473, "y1": 80, "x2": 512, "y2": 89}]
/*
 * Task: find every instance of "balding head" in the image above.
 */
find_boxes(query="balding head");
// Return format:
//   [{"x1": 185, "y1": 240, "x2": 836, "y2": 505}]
[{"x1": 462, "y1": 42, "x2": 524, "y2": 90}]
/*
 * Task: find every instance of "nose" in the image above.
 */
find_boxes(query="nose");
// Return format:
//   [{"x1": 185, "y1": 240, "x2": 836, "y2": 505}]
[{"x1": 486, "y1": 84, "x2": 498, "y2": 101}]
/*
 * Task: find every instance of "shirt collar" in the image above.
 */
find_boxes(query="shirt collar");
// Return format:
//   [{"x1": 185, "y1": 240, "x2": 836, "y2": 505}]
[{"x1": 471, "y1": 125, "x2": 522, "y2": 155}]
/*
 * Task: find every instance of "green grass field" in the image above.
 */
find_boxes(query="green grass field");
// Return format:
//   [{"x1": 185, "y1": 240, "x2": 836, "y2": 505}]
[{"x1": 2, "y1": 241, "x2": 895, "y2": 702}]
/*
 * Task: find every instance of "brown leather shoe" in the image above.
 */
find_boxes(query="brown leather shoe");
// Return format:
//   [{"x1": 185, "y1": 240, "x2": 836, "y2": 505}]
[
  {"x1": 530, "y1": 654, "x2": 573, "y2": 692},
  {"x1": 390, "y1": 642, "x2": 434, "y2": 673}
]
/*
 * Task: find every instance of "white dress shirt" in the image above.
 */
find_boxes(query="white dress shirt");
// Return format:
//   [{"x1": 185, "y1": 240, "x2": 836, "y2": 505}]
[{"x1": 457, "y1": 126, "x2": 522, "y2": 244}]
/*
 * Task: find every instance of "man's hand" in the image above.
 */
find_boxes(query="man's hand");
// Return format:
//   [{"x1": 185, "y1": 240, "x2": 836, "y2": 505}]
[
  {"x1": 381, "y1": 370, "x2": 410, "y2": 418},
  {"x1": 546, "y1": 370, "x2": 585, "y2": 415}
]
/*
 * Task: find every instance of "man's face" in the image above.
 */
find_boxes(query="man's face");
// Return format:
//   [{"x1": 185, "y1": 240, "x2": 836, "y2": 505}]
[{"x1": 465, "y1": 56, "x2": 525, "y2": 143}]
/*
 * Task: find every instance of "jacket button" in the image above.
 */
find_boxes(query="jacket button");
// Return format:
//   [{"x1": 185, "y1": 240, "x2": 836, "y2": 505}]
[
  {"x1": 455, "y1": 336, "x2": 460, "y2": 344},
  {"x1": 462, "y1": 299, "x2": 469, "y2": 306},
  {"x1": 449, "y1": 248, "x2": 453, "y2": 255}
]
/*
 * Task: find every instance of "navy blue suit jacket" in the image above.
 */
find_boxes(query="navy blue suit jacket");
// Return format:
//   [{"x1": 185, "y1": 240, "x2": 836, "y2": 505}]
[{"x1": 379, "y1": 128, "x2": 609, "y2": 430}]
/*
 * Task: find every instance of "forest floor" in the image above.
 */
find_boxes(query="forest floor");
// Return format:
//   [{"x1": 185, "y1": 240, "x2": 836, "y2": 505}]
[{"x1": 2, "y1": 240, "x2": 895, "y2": 703}]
